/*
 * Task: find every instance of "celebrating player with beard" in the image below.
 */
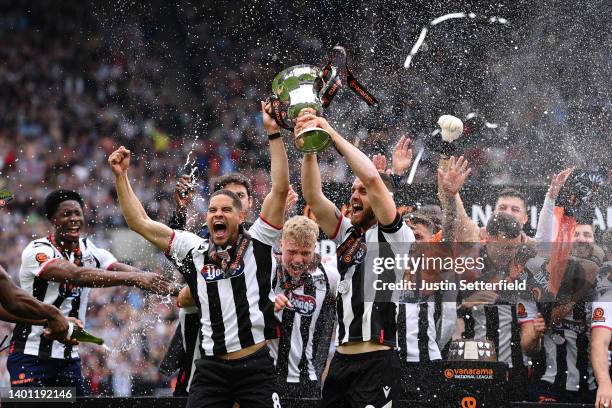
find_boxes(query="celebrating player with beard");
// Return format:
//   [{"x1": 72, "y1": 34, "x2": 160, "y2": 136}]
[{"x1": 298, "y1": 111, "x2": 414, "y2": 408}]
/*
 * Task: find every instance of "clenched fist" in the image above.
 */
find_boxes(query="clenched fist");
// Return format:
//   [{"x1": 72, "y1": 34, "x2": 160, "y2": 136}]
[{"x1": 108, "y1": 146, "x2": 131, "y2": 176}]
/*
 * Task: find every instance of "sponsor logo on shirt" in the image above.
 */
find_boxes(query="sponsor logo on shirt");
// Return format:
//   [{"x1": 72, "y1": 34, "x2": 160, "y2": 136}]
[
  {"x1": 35, "y1": 253, "x2": 49, "y2": 264},
  {"x1": 517, "y1": 303, "x2": 527, "y2": 318},
  {"x1": 200, "y1": 264, "x2": 244, "y2": 282},
  {"x1": 593, "y1": 307, "x2": 605, "y2": 322},
  {"x1": 288, "y1": 293, "x2": 316, "y2": 316}
]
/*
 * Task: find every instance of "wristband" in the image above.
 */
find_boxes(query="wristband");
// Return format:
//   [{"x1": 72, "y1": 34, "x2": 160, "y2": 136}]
[{"x1": 267, "y1": 132, "x2": 281, "y2": 140}]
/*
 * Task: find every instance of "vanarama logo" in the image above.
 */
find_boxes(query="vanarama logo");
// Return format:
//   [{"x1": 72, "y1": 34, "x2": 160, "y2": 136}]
[{"x1": 443, "y1": 367, "x2": 494, "y2": 380}]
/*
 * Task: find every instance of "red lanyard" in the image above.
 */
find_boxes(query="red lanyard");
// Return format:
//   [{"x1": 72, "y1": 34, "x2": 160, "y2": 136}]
[{"x1": 48, "y1": 234, "x2": 82, "y2": 266}]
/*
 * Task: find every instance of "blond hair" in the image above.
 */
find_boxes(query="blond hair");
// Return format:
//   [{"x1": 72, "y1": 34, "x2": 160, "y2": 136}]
[{"x1": 282, "y1": 216, "x2": 319, "y2": 248}]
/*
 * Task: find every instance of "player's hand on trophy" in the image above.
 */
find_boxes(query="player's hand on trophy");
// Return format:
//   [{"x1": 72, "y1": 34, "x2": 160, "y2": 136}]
[
  {"x1": 42, "y1": 312, "x2": 72, "y2": 344},
  {"x1": 546, "y1": 167, "x2": 575, "y2": 200},
  {"x1": 391, "y1": 135, "x2": 413, "y2": 176},
  {"x1": 134, "y1": 272, "x2": 175, "y2": 295},
  {"x1": 437, "y1": 155, "x2": 471, "y2": 196},
  {"x1": 294, "y1": 110, "x2": 334, "y2": 137},
  {"x1": 261, "y1": 100, "x2": 280, "y2": 135},
  {"x1": 174, "y1": 174, "x2": 195, "y2": 211},
  {"x1": 274, "y1": 293, "x2": 293, "y2": 312},
  {"x1": 108, "y1": 146, "x2": 131, "y2": 176}
]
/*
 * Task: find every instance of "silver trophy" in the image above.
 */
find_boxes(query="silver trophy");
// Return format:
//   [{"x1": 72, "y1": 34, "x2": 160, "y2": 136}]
[{"x1": 271, "y1": 64, "x2": 338, "y2": 153}]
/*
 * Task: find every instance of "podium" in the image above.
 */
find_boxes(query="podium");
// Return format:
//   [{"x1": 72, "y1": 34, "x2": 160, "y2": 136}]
[{"x1": 434, "y1": 360, "x2": 509, "y2": 408}]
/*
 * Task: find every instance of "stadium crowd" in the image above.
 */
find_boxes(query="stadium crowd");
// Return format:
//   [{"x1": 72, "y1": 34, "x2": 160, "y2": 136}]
[{"x1": 1, "y1": 0, "x2": 612, "y2": 401}]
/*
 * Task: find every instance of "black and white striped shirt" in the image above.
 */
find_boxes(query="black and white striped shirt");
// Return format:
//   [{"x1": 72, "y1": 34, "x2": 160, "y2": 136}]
[
  {"x1": 167, "y1": 217, "x2": 280, "y2": 356},
  {"x1": 11, "y1": 237, "x2": 117, "y2": 359},
  {"x1": 520, "y1": 301, "x2": 595, "y2": 392},
  {"x1": 462, "y1": 303, "x2": 524, "y2": 369},
  {"x1": 177, "y1": 306, "x2": 201, "y2": 393},
  {"x1": 331, "y1": 214, "x2": 414, "y2": 347},
  {"x1": 269, "y1": 265, "x2": 339, "y2": 383},
  {"x1": 397, "y1": 300, "x2": 442, "y2": 362}
]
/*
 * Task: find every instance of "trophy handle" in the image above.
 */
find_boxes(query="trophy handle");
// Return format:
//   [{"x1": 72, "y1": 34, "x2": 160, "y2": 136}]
[
  {"x1": 317, "y1": 66, "x2": 340, "y2": 108},
  {"x1": 267, "y1": 95, "x2": 295, "y2": 130}
]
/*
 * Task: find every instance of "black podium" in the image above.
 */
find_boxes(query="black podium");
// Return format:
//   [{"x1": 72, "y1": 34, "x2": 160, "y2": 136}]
[{"x1": 433, "y1": 360, "x2": 510, "y2": 408}]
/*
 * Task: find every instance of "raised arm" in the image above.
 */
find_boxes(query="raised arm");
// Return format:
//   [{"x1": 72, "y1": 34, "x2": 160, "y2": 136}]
[
  {"x1": 438, "y1": 156, "x2": 477, "y2": 242},
  {"x1": 109, "y1": 146, "x2": 174, "y2": 251},
  {"x1": 295, "y1": 113, "x2": 396, "y2": 226},
  {"x1": 535, "y1": 168, "x2": 574, "y2": 251},
  {"x1": 301, "y1": 153, "x2": 342, "y2": 238},
  {"x1": 259, "y1": 101, "x2": 290, "y2": 227}
]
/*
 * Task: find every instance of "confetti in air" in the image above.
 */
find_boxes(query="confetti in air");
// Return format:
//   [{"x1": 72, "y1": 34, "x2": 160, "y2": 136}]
[
  {"x1": 404, "y1": 12, "x2": 509, "y2": 69},
  {"x1": 465, "y1": 112, "x2": 499, "y2": 129}
]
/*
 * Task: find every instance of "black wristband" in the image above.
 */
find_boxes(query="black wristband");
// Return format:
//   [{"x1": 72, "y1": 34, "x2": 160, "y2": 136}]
[
  {"x1": 267, "y1": 132, "x2": 281, "y2": 140},
  {"x1": 379, "y1": 212, "x2": 403, "y2": 233}
]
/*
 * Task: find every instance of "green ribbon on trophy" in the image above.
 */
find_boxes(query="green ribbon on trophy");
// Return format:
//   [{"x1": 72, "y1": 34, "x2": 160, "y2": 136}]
[{"x1": 269, "y1": 46, "x2": 378, "y2": 153}]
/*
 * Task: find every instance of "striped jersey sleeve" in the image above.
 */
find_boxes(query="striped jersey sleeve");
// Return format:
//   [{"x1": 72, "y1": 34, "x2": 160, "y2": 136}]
[
  {"x1": 90, "y1": 247, "x2": 118, "y2": 270},
  {"x1": 20, "y1": 241, "x2": 59, "y2": 278},
  {"x1": 249, "y1": 217, "x2": 282, "y2": 247},
  {"x1": 167, "y1": 230, "x2": 205, "y2": 266}
]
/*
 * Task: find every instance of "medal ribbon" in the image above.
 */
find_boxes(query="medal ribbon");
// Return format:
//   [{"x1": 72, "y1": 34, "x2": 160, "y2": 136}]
[
  {"x1": 208, "y1": 230, "x2": 251, "y2": 279},
  {"x1": 336, "y1": 226, "x2": 365, "y2": 275}
]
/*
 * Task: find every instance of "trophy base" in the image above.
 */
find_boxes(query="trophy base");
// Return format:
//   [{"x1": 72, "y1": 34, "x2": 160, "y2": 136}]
[{"x1": 295, "y1": 127, "x2": 331, "y2": 153}]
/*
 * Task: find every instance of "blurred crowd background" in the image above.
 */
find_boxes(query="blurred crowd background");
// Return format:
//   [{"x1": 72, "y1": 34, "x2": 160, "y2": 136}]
[{"x1": 1, "y1": 0, "x2": 611, "y2": 395}]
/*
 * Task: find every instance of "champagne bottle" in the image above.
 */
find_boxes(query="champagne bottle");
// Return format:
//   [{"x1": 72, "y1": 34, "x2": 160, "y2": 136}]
[{"x1": 67, "y1": 322, "x2": 105, "y2": 345}]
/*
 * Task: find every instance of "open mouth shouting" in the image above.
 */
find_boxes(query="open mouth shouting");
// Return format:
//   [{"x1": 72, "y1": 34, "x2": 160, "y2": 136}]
[
  {"x1": 351, "y1": 202, "x2": 364, "y2": 217},
  {"x1": 212, "y1": 219, "x2": 228, "y2": 241}
]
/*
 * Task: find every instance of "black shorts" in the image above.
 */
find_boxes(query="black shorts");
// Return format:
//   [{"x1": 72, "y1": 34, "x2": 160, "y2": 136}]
[
  {"x1": 319, "y1": 349, "x2": 401, "y2": 408},
  {"x1": 7, "y1": 353, "x2": 88, "y2": 396},
  {"x1": 187, "y1": 346, "x2": 281, "y2": 408}
]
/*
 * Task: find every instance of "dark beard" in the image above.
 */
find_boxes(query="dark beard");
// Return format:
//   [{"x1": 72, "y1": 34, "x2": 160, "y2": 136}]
[{"x1": 351, "y1": 206, "x2": 375, "y2": 228}]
